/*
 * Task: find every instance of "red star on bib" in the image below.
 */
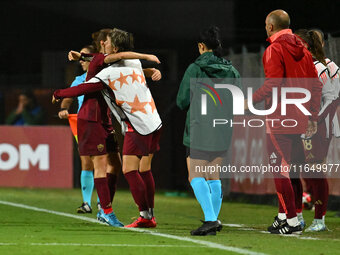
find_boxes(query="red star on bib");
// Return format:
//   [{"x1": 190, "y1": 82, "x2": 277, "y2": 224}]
[
  {"x1": 149, "y1": 97, "x2": 156, "y2": 113},
  {"x1": 116, "y1": 99, "x2": 125, "y2": 106},
  {"x1": 116, "y1": 72, "x2": 129, "y2": 88},
  {"x1": 139, "y1": 74, "x2": 146, "y2": 85},
  {"x1": 126, "y1": 95, "x2": 148, "y2": 114},
  {"x1": 108, "y1": 79, "x2": 117, "y2": 91},
  {"x1": 130, "y1": 70, "x2": 140, "y2": 84}
]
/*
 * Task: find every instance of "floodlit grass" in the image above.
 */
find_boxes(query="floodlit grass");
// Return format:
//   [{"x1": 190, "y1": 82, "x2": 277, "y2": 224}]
[{"x1": 0, "y1": 188, "x2": 339, "y2": 255}]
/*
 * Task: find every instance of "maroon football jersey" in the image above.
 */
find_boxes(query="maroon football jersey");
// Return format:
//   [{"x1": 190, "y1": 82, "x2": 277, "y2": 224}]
[{"x1": 75, "y1": 53, "x2": 111, "y2": 126}]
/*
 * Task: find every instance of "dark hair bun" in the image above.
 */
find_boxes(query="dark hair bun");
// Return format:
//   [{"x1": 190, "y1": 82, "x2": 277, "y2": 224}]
[
  {"x1": 198, "y1": 26, "x2": 223, "y2": 57},
  {"x1": 207, "y1": 26, "x2": 220, "y2": 40}
]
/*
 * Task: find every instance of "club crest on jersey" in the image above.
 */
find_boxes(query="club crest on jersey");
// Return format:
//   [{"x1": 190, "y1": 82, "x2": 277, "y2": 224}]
[{"x1": 97, "y1": 144, "x2": 104, "y2": 152}]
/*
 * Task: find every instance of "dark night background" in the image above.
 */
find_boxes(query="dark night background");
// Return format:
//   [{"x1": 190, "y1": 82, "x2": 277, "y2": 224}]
[
  {"x1": 0, "y1": 0, "x2": 338, "y2": 87},
  {"x1": 0, "y1": 0, "x2": 339, "y2": 190}
]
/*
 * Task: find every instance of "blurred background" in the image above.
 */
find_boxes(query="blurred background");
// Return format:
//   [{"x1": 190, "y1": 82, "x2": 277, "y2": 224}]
[{"x1": 0, "y1": 0, "x2": 339, "y2": 207}]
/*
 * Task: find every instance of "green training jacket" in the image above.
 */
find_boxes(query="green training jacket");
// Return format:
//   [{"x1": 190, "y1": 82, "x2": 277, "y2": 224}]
[{"x1": 176, "y1": 52, "x2": 241, "y2": 151}]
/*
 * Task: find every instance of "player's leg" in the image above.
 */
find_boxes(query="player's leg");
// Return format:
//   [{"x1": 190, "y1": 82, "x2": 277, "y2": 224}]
[
  {"x1": 124, "y1": 155, "x2": 156, "y2": 228},
  {"x1": 305, "y1": 160, "x2": 329, "y2": 232},
  {"x1": 268, "y1": 198, "x2": 287, "y2": 231},
  {"x1": 138, "y1": 128, "x2": 161, "y2": 220},
  {"x1": 105, "y1": 131, "x2": 121, "y2": 204},
  {"x1": 205, "y1": 156, "x2": 223, "y2": 220},
  {"x1": 290, "y1": 138, "x2": 305, "y2": 227},
  {"x1": 303, "y1": 120, "x2": 330, "y2": 231},
  {"x1": 123, "y1": 155, "x2": 148, "y2": 216},
  {"x1": 79, "y1": 121, "x2": 122, "y2": 227},
  {"x1": 188, "y1": 149, "x2": 220, "y2": 236},
  {"x1": 267, "y1": 134, "x2": 301, "y2": 234},
  {"x1": 321, "y1": 176, "x2": 329, "y2": 226},
  {"x1": 188, "y1": 157, "x2": 216, "y2": 224},
  {"x1": 106, "y1": 151, "x2": 121, "y2": 203},
  {"x1": 77, "y1": 156, "x2": 94, "y2": 213},
  {"x1": 267, "y1": 136, "x2": 298, "y2": 232},
  {"x1": 305, "y1": 177, "x2": 328, "y2": 232},
  {"x1": 139, "y1": 154, "x2": 156, "y2": 220},
  {"x1": 267, "y1": 134, "x2": 288, "y2": 231},
  {"x1": 93, "y1": 154, "x2": 123, "y2": 227},
  {"x1": 290, "y1": 177, "x2": 303, "y2": 224}
]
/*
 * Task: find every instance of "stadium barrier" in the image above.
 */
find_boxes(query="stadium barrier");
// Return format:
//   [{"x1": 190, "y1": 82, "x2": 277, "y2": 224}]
[{"x1": 0, "y1": 126, "x2": 73, "y2": 188}]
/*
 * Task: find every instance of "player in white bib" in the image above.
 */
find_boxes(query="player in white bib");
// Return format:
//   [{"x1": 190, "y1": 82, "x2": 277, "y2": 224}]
[{"x1": 295, "y1": 29, "x2": 340, "y2": 232}]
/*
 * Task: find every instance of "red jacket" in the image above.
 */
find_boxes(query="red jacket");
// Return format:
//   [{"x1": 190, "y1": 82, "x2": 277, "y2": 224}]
[{"x1": 253, "y1": 29, "x2": 322, "y2": 134}]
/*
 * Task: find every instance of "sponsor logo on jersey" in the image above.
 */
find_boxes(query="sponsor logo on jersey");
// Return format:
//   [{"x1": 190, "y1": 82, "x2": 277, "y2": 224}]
[{"x1": 270, "y1": 152, "x2": 277, "y2": 164}]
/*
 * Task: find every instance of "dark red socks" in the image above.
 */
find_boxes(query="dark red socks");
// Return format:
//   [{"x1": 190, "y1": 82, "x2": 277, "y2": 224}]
[
  {"x1": 106, "y1": 173, "x2": 118, "y2": 203},
  {"x1": 310, "y1": 178, "x2": 329, "y2": 219},
  {"x1": 94, "y1": 177, "x2": 113, "y2": 214},
  {"x1": 290, "y1": 178, "x2": 303, "y2": 213},
  {"x1": 140, "y1": 170, "x2": 155, "y2": 209},
  {"x1": 124, "y1": 170, "x2": 149, "y2": 211}
]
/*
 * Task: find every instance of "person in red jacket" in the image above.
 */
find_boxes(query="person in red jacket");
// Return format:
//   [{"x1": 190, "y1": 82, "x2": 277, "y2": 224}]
[{"x1": 247, "y1": 10, "x2": 322, "y2": 234}]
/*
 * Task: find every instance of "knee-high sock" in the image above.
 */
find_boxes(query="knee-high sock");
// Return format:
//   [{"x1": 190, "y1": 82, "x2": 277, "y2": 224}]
[
  {"x1": 304, "y1": 178, "x2": 313, "y2": 195},
  {"x1": 290, "y1": 178, "x2": 303, "y2": 213},
  {"x1": 140, "y1": 170, "x2": 155, "y2": 209},
  {"x1": 322, "y1": 179, "x2": 329, "y2": 218},
  {"x1": 124, "y1": 170, "x2": 149, "y2": 211},
  {"x1": 274, "y1": 177, "x2": 297, "y2": 219},
  {"x1": 310, "y1": 178, "x2": 329, "y2": 219},
  {"x1": 207, "y1": 180, "x2": 222, "y2": 218},
  {"x1": 107, "y1": 173, "x2": 118, "y2": 203},
  {"x1": 190, "y1": 177, "x2": 217, "y2": 222},
  {"x1": 278, "y1": 198, "x2": 285, "y2": 213},
  {"x1": 80, "y1": 170, "x2": 94, "y2": 206},
  {"x1": 94, "y1": 177, "x2": 112, "y2": 214}
]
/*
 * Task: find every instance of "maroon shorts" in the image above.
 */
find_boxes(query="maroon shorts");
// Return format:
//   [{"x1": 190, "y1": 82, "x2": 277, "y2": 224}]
[
  {"x1": 302, "y1": 105, "x2": 338, "y2": 163},
  {"x1": 301, "y1": 131, "x2": 330, "y2": 164},
  {"x1": 122, "y1": 128, "x2": 161, "y2": 156},
  {"x1": 77, "y1": 119, "x2": 119, "y2": 156},
  {"x1": 266, "y1": 133, "x2": 305, "y2": 177}
]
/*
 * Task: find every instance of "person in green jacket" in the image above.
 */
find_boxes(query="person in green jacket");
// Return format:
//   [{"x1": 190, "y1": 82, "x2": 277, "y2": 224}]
[
  {"x1": 177, "y1": 26, "x2": 240, "y2": 236},
  {"x1": 5, "y1": 90, "x2": 44, "y2": 126}
]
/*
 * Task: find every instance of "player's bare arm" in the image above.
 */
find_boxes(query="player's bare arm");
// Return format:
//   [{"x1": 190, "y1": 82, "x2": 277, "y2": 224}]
[
  {"x1": 68, "y1": 50, "x2": 81, "y2": 61},
  {"x1": 104, "y1": 52, "x2": 160, "y2": 64},
  {"x1": 143, "y1": 68, "x2": 162, "y2": 81},
  {"x1": 58, "y1": 98, "x2": 73, "y2": 119}
]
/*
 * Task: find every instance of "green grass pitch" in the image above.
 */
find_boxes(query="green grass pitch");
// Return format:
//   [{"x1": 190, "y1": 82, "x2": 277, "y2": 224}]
[{"x1": 0, "y1": 188, "x2": 339, "y2": 255}]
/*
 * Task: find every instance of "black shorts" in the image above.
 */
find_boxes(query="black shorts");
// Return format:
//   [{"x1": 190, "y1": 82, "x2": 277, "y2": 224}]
[{"x1": 186, "y1": 147, "x2": 227, "y2": 161}]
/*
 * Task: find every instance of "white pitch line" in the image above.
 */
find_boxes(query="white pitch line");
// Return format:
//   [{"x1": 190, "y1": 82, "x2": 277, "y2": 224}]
[
  {"x1": 225, "y1": 224, "x2": 321, "y2": 240},
  {"x1": 0, "y1": 200, "x2": 267, "y2": 255},
  {"x1": 0, "y1": 243, "x2": 200, "y2": 248},
  {"x1": 223, "y1": 224, "x2": 256, "y2": 232},
  {"x1": 223, "y1": 224, "x2": 246, "y2": 228}
]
